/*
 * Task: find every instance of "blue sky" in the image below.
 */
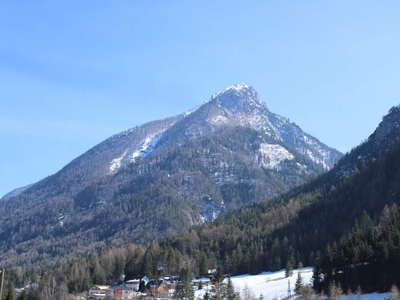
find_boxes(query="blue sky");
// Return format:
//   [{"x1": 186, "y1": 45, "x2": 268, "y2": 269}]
[{"x1": 1, "y1": 1, "x2": 400, "y2": 197}]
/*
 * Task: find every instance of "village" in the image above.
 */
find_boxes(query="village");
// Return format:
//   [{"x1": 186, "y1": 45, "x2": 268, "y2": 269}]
[{"x1": 88, "y1": 270, "x2": 216, "y2": 300}]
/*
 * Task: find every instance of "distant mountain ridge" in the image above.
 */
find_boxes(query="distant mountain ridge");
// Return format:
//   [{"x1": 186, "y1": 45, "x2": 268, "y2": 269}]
[
  {"x1": 1, "y1": 184, "x2": 33, "y2": 201},
  {"x1": 335, "y1": 104, "x2": 400, "y2": 179},
  {"x1": 0, "y1": 83, "x2": 343, "y2": 267}
]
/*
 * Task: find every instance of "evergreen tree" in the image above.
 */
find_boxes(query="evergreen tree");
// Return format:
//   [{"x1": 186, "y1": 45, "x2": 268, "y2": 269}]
[
  {"x1": 142, "y1": 249, "x2": 154, "y2": 278},
  {"x1": 216, "y1": 266, "x2": 224, "y2": 286},
  {"x1": 285, "y1": 261, "x2": 293, "y2": 278},
  {"x1": 294, "y1": 272, "x2": 303, "y2": 294},
  {"x1": 175, "y1": 268, "x2": 194, "y2": 300},
  {"x1": 199, "y1": 253, "x2": 208, "y2": 276},
  {"x1": 225, "y1": 275, "x2": 235, "y2": 300},
  {"x1": 311, "y1": 265, "x2": 322, "y2": 290},
  {"x1": 214, "y1": 266, "x2": 224, "y2": 300}
]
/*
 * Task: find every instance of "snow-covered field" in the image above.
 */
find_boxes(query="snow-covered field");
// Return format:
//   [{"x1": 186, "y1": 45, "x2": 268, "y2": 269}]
[
  {"x1": 195, "y1": 267, "x2": 388, "y2": 300},
  {"x1": 231, "y1": 267, "x2": 314, "y2": 300}
]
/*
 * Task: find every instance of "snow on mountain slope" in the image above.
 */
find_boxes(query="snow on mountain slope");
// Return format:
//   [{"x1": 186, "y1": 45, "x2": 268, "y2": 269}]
[
  {"x1": 165, "y1": 84, "x2": 339, "y2": 170},
  {"x1": 213, "y1": 84, "x2": 341, "y2": 169},
  {"x1": 109, "y1": 150, "x2": 128, "y2": 174},
  {"x1": 130, "y1": 133, "x2": 163, "y2": 163},
  {"x1": 105, "y1": 120, "x2": 180, "y2": 174},
  {"x1": 258, "y1": 143, "x2": 295, "y2": 169}
]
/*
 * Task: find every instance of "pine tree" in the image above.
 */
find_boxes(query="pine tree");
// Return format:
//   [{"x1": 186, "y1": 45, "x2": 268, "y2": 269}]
[
  {"x1": 175, "y1": 267, "x2": 194, "y2": 300},
  {"x1": 225, "y1": 275, "x2": 235, "y2": 300},
  {"x1": 311, "y1": 265, "x2": 322, "y2": 289},
  {"x1": 285, "y1": 261, "x2": 293, "y2": 278},
  {"x1": 216, "y1": 266, "x2": 224, "y2": 286},
  {"x1": 142, "y1": 249, "x2": 154, "y2": 278},
  {"x1": 199, "y1": 253, "x2": 208, "y2": 276},
  {"x1": 294, "y1": 272, "x2": 303, "y2": 294},
  {"x1": 214, "y1": 266, "x2": 224, "y2": 300}
]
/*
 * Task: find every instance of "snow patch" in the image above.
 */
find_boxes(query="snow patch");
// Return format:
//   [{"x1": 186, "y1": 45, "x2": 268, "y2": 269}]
[
  {"x1": 303, "y1": 135, "x2": 333, "y2": 170},
  {"x1": 109, "y1": 150, "x2": 128, "y2": 174},
  {"x1": 200, "y1": 196, "x2": 221, "y2": 222},
  {"x1": 131, "y1": 133, "x2": 162, "y2": 162},
  {"x1": 208, "y1": 114, "x2": 230, "y2": 125},
  {"x1": 258, "y1": 144, "x2": 294, "y2": 169},
  {"x1": 230, "y1": 268, "x2": 313, "y2": 300}
]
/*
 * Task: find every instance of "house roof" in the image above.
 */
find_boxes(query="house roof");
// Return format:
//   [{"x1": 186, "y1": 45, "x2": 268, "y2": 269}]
[
  {"x1": 192, "y1": 277, "x2": 211, "y2": 283},
  {"x1": 128, "y1": 275, "x2": 148, "y2": 281},
  {"x1": 126, "y1": 279, "x2": 140, "y2": 283},
  {"x1": 108, "y1": 286, "x2": 133, "y2": 291},
  {"x1": 146, "y1": 279, "x2": 167, "y2": 289},
  {"x1": 90, "y1": 285, "x2": 111, "y2": 290}
]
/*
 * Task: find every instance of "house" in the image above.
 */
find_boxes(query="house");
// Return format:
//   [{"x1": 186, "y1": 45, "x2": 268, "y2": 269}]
[
  {"x1": 125, "y1": 275, "x2": 149, "y2": 291},
  {"x1": 88, "y1": 285, "x2": 111, "y2": 299},
  {"x1": 146, "y1": 279, "x2": 171, "y2": 298},
  {"x1": 105, "y1": 286, "x2": 136, "y2": 300},
  {"x1": 192, "y1": 277, "x2": 212, "y2": 288}
]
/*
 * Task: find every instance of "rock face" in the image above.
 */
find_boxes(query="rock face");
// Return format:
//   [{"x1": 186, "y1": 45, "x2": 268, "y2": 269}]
[
  {"x1": 0, "y1": 84, "x2": 343, "y2": 267},
  {"x1": 370, "y1": 105, "x2": 400, "y2": 147}
]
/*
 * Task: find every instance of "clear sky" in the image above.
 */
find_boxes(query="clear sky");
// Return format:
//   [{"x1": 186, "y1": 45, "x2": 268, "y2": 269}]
[{"x1": 1, "y1": 1, "x2": 400, "y2": 197}]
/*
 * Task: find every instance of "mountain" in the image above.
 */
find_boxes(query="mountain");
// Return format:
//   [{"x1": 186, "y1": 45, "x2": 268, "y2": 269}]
[
  {"x1": 22, "y1": 104, "x2": 400, "y2": 297},
  {"x1": 0, "y1": 83, "x2": 342, "y2": 267},
  {"x1": 142, "y1": 104, "x2": 400, "y2": 291}
]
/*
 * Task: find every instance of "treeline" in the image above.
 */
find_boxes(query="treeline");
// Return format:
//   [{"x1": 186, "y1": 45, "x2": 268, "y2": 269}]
[{"x1": 2, "y1": 245, "x2": 147, "y2": 299}]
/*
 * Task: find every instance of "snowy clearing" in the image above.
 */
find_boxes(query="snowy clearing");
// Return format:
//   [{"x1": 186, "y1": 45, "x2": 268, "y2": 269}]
[{"x1": 195, "y1": 267, "x2": 388, "y2": 300}]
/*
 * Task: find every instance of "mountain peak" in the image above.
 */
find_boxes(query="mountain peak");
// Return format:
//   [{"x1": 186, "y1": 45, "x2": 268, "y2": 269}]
[
  {"x1": 213, "y1": 83, "x2": 252, "y2": 95},
  {"x1": 209, "y1": 83, "x2": 266, "y2": 112}
]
